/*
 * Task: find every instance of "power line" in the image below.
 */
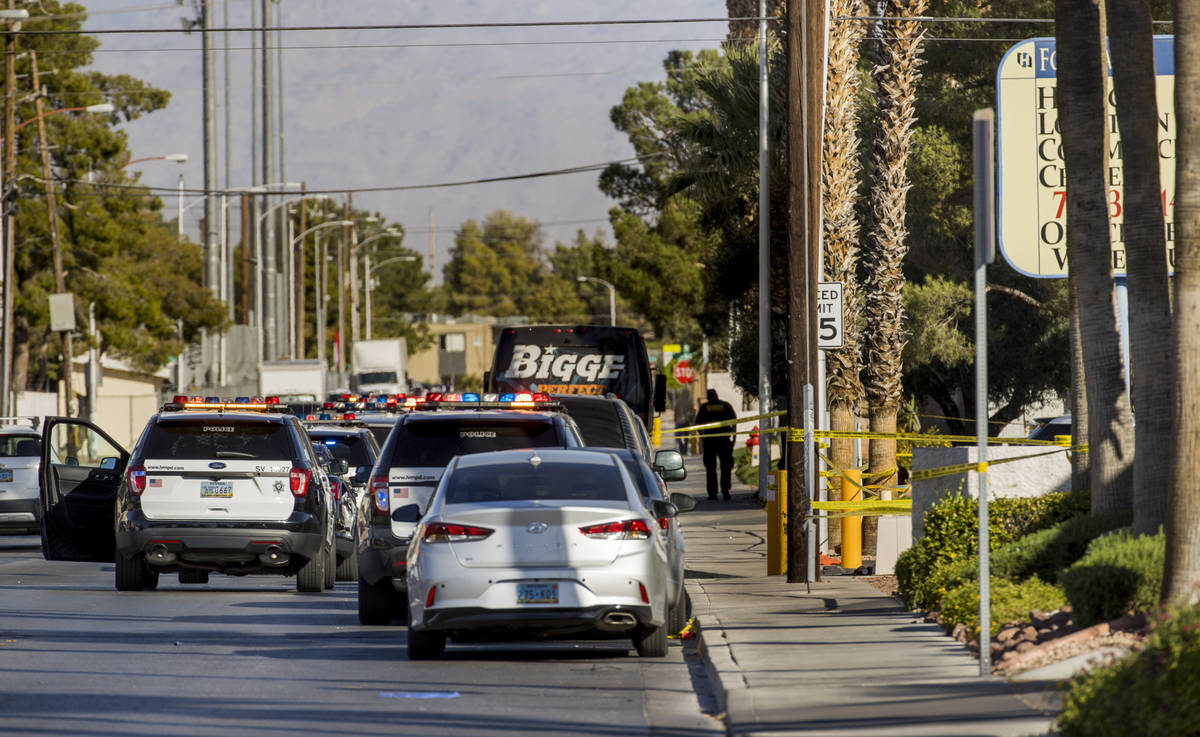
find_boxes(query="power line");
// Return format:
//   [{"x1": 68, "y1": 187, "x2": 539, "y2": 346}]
[
  {"x1": 54, "y1": 37, "x2": 742, "y2": 54},
  {"x1": 17, "y1": 16, "x2": 778, "y2": 36}
]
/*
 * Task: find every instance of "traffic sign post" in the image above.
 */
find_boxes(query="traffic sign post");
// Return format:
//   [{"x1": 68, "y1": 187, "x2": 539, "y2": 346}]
[{"x1": 817, "y1": 282, "x2": 844, "y2": 350}]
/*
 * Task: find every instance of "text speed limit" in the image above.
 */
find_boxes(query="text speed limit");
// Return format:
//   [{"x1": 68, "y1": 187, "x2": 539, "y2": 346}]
[{"x1": 817, "y1": 282, "x2": 843, "y2": 350}]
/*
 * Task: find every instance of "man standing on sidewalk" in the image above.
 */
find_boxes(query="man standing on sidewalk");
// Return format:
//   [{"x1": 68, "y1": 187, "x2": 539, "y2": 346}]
[{"x1": 695, "y1": 389, "x2": 737, "y2": 500}]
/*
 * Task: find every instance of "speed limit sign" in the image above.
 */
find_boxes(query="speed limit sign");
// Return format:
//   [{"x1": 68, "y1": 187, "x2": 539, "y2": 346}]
[{"x1": 817, "y1": 282, "x2": 843, "y2": 350}]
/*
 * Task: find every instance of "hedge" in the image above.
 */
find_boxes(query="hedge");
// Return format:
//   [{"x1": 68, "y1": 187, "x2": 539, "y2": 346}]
[
  {"x1": 1060, "y1": 530, "x2": 1164, "y2": 628},
  {"x1": 939, "y1": 575, "x2": 1067, "y2": 641}
]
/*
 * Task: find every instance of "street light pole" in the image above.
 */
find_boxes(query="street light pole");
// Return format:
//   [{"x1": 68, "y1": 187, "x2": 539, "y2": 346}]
[
  {"x1": 352, "y1": 229, "x2": 401, "y2": 341},
  {"x1": 0, "y1": 7, "x2": 28, "y2": 416},
  {"x1": 287, "y1": 218, "x2": 352, "y2": 372},
  {"x1": 364, "y1": 251, "x2": 416, "y2": 340},
  {"x1": 576, "y1": 275, "x2": 616, "y2": 326}
]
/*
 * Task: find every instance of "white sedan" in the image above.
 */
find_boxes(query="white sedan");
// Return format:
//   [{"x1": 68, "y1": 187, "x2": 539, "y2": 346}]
[{"x1": 404, "y1": 448, "x2": 678, "y2": 659}]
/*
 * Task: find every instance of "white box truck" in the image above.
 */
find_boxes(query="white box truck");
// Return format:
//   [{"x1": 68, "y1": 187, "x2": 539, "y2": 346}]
[
  {"x1": 258, "y1": 359, "x2": 327, "y2": 406},
  {"x1": 351, "y1": 338, "x2": 408, "y2": 395}
]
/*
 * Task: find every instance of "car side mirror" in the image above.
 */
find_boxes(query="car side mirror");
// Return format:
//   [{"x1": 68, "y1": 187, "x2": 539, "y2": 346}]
[
  {"x1": 327, "y1": 459, "x2": 349, "y2": 476},
  {"x1": 653, "y1": 449, "x2": 686, "y2": 482},
  {"x1": 354, "y1": 466, "x2": 371, "y2": 484},
  {"x1": 650, "y1": 499, "x2": 677, "y2": 520},
  {"x1": 392, "y1": 503, "x2": 422, "y2": 523},
  {"x1": 669, "y1": 492, "x2": 697, "y2": 513},
  {"x1": 100, "y1": 456, "x2": 119, "y2": 470}
]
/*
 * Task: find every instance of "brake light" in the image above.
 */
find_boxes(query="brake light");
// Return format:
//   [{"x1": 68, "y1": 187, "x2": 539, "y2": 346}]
[
  {"x1": 421, "y1": 522, "x2": 494, "y2": 543},
  {"x1": 125, "y1": 465, "x2": 147, "y2": 496},
  {"x1": 289, "y1": 467, "x2": 312, "y2": 497},
  {"x1": 371, "y1": 476, "x2": 390, "y2": 513},
  {"x1": 579, "y1": 519, "x2": 651, "y2": 540},
  {"x1": 426, "y1": 587, "x2": 436, "y2": 607},
  {"x1": 330, "y1": 478, "x2": 342, "y2": 502},
  {"x1": 639, "y1": 583, "x2": 649, "y2": 603}
]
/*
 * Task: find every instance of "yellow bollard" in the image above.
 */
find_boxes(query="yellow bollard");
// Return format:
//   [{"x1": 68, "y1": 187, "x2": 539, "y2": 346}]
[
  {"x1": 767, "y1": 470, "x2": 787, "y2": 574},
  {"x1": 652, "y1": 417, "x2": 662, "y2": 448},
  {"x1": 841, "y1": 468, "x2": 862, "y2": 570}
]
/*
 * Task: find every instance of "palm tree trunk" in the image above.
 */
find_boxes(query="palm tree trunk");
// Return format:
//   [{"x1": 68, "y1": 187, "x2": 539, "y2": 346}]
[
  {"x1": 1164, "y1": 0, "x2": 1200, "y2": 603},
  {"x1": 1106, "y1": 0, "x2": 1174, "y2": 533},
  {"x1": 864, "y1": 0, "x2": 928, "y2": 501},
  {"x1": 1069, "y1": 279, "x2": 1090, "y2": 494},
  {"x1": 1056, "y1": 0, "x2": 1135, "y2": 516},
  {"x1": 823, "y1": 0, "x2": 867, "y2": 551}
]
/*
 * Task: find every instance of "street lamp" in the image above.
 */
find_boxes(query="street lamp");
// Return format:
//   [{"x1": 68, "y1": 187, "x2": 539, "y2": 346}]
[
  {"x1": 252, "y1": 184, "x2": 304, "y2": 360},
  {"x1": 363, "y1": 250, "x2": 415, "y2": 341},
  {"x1": 122, "y1": 154, "x2": 190, "y2": 237},
  {"x1": 289, "y1": 219, "x2": 352, "y2": 369},
  {"x1": 353, "y1": 229, "x2": 402, "y2": 340},
  {"x1": 576, "y1": 275, "x2": 616, "y2": 326}
]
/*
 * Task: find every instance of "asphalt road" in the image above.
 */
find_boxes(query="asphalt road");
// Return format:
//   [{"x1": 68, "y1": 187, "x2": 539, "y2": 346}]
[{"x1": 0, "y1": 534, "x2": 721, "y2": 737}]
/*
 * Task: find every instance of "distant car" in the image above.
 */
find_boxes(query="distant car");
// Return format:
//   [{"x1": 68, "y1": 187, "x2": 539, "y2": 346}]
[
  {"x1": 553, "y1": 393, "x2": 653, "y2": 462},
  {"x1": 39, "y1": 397, "x2": 337, "y2": 593},
  {"x1": 356, "y1": 393, "x2": 584, "y2": 625},
  {"x1": 302, "y1": 420, "x2": 381, "y2": 581},
  {"x1": 1028, "y1": 415, "x2": 1072, "y2": 441},
  {"x1": 0, "y1": 417, "x2": 42, "y2": 534},
  {"x1": 404, "y1": 448, "x2": 679, "y2": 659}
]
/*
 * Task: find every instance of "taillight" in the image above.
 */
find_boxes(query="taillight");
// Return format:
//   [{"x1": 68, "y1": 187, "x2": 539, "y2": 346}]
[
  {"x1": 330, "y1": 478, "x2": 341, "y2": 502},
  {"x1": 639, "y1": 583, "x2": 649, "y2": 603},
  {"x1": 657, "y1": 517, "x2": 670, "y2": 530},
  {"x1": 579, "y1": 519, "x2": 651, "y2": 540},
  {"x1": 289, "y1": 467, "x2": 312, "y2": 497},
  {"x1": 421, "y1": 522, "x2": 494, "y2": 543},
  {"x1": 125, "y1": 465, "x2": 147, "y2": 496},
  {"x1": 370, "y1": 476, "x2": 390, "y2": 513}
]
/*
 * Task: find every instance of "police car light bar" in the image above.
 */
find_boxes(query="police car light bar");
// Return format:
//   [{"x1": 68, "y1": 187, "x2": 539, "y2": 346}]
[{"x1": 163, "y1": 396, "x2": 292, "y2": 414}]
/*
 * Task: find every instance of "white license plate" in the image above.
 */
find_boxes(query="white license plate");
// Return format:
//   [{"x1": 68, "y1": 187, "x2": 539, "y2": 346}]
[
  {"x1": 200, "y1": 481, "x2": 233, "y2": 498},
  {"x1": 516, "y1": 582, "x2": 558, "y2": 605},
  {"x1": 0, "y1": 469, "x2": 11, "y2": 482}
]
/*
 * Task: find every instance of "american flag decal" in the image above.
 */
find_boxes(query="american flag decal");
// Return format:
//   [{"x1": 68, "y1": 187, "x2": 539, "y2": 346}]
[{"x1": 148, "y1": 478, "x2": 162, "y2": 487}]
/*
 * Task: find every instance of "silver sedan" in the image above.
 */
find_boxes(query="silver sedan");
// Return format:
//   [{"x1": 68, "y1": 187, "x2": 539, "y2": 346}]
[{"x1": 404, "y1": 448, "x2": 677, "y2": 659}]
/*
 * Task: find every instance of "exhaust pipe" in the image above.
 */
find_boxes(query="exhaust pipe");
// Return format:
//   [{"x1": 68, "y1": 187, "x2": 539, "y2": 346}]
[
  {"x1": 602, "y1": 611, "x2": 637, "y2": 628},
  {"x1": 148, "y1": 544, "x2": 176, "y2": 565},
  {"x1": 258, "y1": 545, "x2": 288, "y2": 566}
]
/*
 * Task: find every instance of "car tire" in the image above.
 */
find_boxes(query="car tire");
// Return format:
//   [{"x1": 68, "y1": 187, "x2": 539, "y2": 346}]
[
  {"x1": 178, "y1": 570, "x2": 210, "y2": 585},
  {"x1": 336, "y1": 552, "x2": 358, "y2": 582},
  {"x1": 357, "y1": 575, "x2": 396, "y2": 625},
  {"x1": 323, "y1": 541, "x2": 337, "y2": 590},
  {"x1": 667, "y1": 589, "x2": 689, "y2": 636},
  {"x1": 406, "y1": 628, "x2": 446, "y2": 660},
  {"x1": 633, "y1": 624, "x2": 668, "y2": 657},
  {"x1": 115, "y1": 552, "x2": 159, "y2": 591},
  {"x1": 296, "y1": 552, "x2": 326, "y2": 593}
]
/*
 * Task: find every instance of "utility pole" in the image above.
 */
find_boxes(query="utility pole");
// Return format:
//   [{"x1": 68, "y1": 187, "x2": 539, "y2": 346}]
[
  {"x1": 757, "y1": 0, "x2": 772, "y2": 502},
  {"x1": 296, "y1": 182, "x2": 306, "y2": 357},
  {"x1": 317, "y1": 198, "x2": 328, "y2": 367},
  {"x1": 337, "y1": 200, "x2": 349, "y2": 377},
  {"x1": 786, "y1": 0, "x2": 825, "y2": 583},
  {"x1": 0, "y1": 3, "x2": 17, "y2": 416},
  {"x1": 428, "y1": 207, "x2": 435, "y2": 281},
  {"x1": 223, "y1": 0, "x2": 232, "y2": 325},
  {"x1": 31, "y1": 51, "x2": 74, "y2": 416},
  {"x1": 202, "y1": 1, "x2": 219, "y2": 384},
  {"x1": 261, "y1": 0, "x2": 277, "y2": 361},
  {"x1": 240, "y1": 192, "x2": 250, "y2": 324}
]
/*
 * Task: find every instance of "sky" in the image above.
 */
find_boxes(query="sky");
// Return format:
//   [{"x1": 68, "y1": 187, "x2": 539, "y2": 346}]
[{"x1": 79, "y1": 0, "x2": 731, "y2": 283}]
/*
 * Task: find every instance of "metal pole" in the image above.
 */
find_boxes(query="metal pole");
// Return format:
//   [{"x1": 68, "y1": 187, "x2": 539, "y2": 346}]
[
  {"x1": 261, "y1": 0, "x2": 276, "y2": 361},
  {"x1": 317, "y1": 199, "x2": 327, "y2": 367},
  {"x1": 338, "y1": 206, "x2": 347, "y2": 377},
  {"x1": 804, "y1": 383, "x2": 816, "y2": 582},
  {"x1": 286, "y1": 209, "x2": 295, "y2": 358},
  {"x1": 254, "y1": 195, "x2": 264, "y2": 360},
  {"x1": 350, "y1": 234, "x2": 360, "y2": 344},
  {"x1": 202, "y1": 0, "x2": 219, "y2": 385},
  {"x1": 219, "y1": 194, "x2": 227, "y2": 385},
  {"x1": 177, "y1": 173, "x2": 184, "y2": 238},
  {"x1": 0, "y1": 9, "x2": 14, "y2": 416},
  {"x1": 87, "y1": 301, "x2": 97, "y2": 420},
  {"x1": 607, "y1": 283, "x2": 615, "y2": 326},
  {"x1": 250, "y1": 0, "x2": 260, "y2": 191},
  {"x1": 757, "y1": 0, "x2": 773, "y2": 501},
  {"x1": 32, "y1": 51, "x2": 74, "y2": 416},
  {"x1": 973, "y1": 108, "x2": 995, "y2": 676},
  {"x1": 275, "y1": 0, "x2": 285, "y2": 187},
  {"x1": 364, "y1": 245, "x2": 372, "y2": 340}
]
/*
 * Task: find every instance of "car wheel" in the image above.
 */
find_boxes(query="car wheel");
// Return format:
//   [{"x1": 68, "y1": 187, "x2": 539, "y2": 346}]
[
  {"x1": 115, "y1": 552, "x2": 159, "y2": 591},
  {"x1": 336, "y1": 552, "x2": 358, "y2": 582},
  {"x1": 296, "y1": 551, "x2": 326, "y2": 593},
  {"x1": 406, "y1": 628, "x2": 446, "y2": 660},
  {"x1": 323, "y1": 541, "x2": 337, "y2": 590},
  {"x1": 667, "y1": 589, "x2": 690, "y2": 635},
  {"x1": 633, "y1": 624, "x2": 667, "y2": 657},
  {"x1": 357, "y1": 575, "x2": 396, "y2": 625},
  {"x1": 178, "y1": 569, "x2": 210, "y2": 585}
]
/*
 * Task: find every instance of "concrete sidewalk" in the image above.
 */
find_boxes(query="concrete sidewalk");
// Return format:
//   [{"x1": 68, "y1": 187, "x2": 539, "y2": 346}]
[{"x1": 673, "y1": 455, "x2": 1062, "y2": 737}]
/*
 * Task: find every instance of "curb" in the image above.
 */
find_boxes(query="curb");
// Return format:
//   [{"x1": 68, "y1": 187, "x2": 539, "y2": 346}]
[{"x1": 687, "y1": 578, "x2": 743, "y2": 728}]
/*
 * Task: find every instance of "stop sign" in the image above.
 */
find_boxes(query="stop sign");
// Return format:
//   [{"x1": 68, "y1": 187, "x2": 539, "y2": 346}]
[{"x1": 673, "y1": 359, "x2": 694, "y2": 385}]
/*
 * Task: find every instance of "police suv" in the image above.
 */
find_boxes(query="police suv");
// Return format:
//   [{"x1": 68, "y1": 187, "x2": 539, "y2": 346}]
[
  {"x1": 356, "y1": 392, "x2": 584, "y2": 625},
  {"x1": 39, "y1": 397, "x2": 337, "y2": 592}
]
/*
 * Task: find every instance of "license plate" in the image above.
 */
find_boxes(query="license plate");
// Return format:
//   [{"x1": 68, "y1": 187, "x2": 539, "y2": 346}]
[
  {"x1": 0, "y1": 469, "x2": 11, "y2": 482},
  {"x1": 200, "y1": 481, "x2": 233, "y2": 498},
  {"x1": 516, "y1": 582, "x2": 558, "y2": 605}
]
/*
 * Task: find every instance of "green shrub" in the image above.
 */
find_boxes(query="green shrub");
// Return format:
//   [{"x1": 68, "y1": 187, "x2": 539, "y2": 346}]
[
  {"x1": 733, "y1": 447, "x2": 757, "y2": 486},
  {"x1": 1061, "y1": 530, "x2": 1164, "y2": 628},
  {"x1": 939, "y1": 575, "x2": 1067, "y2": 641},
  {"x1": 1058, "y1": 602, "x2": 1200, "y2": 737},
  {"x1": 895, "y1": 491, "x2": 1088, "y2": 610}
]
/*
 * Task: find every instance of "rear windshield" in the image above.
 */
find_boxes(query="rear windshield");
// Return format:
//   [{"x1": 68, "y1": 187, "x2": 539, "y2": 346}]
[
  {"x1": 359, "y1": 371, "x2": 398, "y2": 384},
  {"x1": 142, "y1": 419, "x2": 294, "y2": 461},
  {"x1": 445, "y1": 462, "x2": 626, "y2": 503},
  {"x1": 389, "y1": 419, "x2": 561, "y2": 467},
  {"x1": 0, "y1": 434, "x2": 40, "y2": 457},
  {"x1": 557, "y1": 398, "x2": 627, "y2": 448},
  {"x1": 310, "y1": 434, "x2": 374, "y2": 466}
]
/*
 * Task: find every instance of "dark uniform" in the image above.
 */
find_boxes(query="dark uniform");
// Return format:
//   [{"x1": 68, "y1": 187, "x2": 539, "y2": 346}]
[{"x1": 694, "y1": 389, "x2": 737, "y2": 500}]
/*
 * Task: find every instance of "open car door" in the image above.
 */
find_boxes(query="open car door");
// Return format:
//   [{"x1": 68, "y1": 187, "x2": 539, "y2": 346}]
[{"x1": 39, "y1": 417, "x2": 128, "y2": 562}]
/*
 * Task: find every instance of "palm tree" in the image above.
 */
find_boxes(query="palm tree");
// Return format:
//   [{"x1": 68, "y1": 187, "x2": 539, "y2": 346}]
[
  {"x1": 1164, "y1": 0, "x2": 1200, "y2": 603},
  {"x1": 863, "y1": 0, "x2": 928, "y2": 498},
  {"x1": 823, "y1": 0, "x2": 868, "y2": 548},
  {"x1": 1055, "y1": 0, "x2": 1135, "y2": 516},
  {"x1": 1106, "y1": 0, "x2": 1174, "y2": 533}
]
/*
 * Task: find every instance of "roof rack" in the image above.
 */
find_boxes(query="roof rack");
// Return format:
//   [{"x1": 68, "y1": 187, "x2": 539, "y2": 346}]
[
  {"x1": 0, "y1": 416, "x2": 39, "y2": 430},
  {"x1": 161, "y1": 396, "x2": 292, "y2": 414}
]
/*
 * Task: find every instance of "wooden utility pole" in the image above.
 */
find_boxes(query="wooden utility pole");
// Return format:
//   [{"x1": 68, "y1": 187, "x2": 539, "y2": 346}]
[{"x1": 786, "y1": 0, "x2": 826, "y2": 582}]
